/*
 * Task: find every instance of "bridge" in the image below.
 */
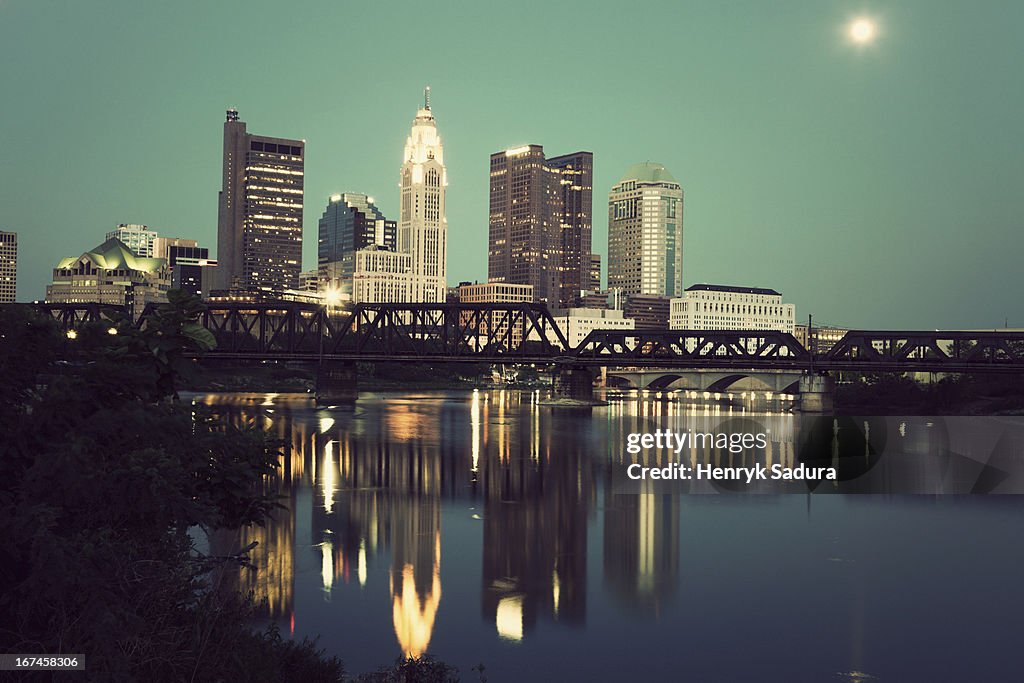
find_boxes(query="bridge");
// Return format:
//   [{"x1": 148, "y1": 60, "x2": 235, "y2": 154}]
[
  {"x1": 605, "y1": 368, "x2": 806, "y2": 394},
  {"x1": 20, "y1": 301, "x2": 1024, "y2": 408}
]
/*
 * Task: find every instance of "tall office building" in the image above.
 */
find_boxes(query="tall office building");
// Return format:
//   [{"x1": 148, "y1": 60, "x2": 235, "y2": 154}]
[
  {"x1": 488, "y1": 145, "x2": 592, "y2": 307},
  {"x1": 607, "y1": 162, "x2": 684, "y2": 297},
  {"x1": 547, "y1": 152, "x2": 593, "y2": 306},
  {"x1": 318, "y1": 193, "x2": 397, "y2": 295},
  {"x1": 0, "y1": 231, "x2": 16, "y2": 303},
  {"x1": 398, "y1": 88, "x2": 447, "y2": 302},
  {"x1": 106, "y1": 224, "x2": 158, "y2": 258},
  {"x1": 217, "y1": 109, "x2": 304, "y2": 292}
]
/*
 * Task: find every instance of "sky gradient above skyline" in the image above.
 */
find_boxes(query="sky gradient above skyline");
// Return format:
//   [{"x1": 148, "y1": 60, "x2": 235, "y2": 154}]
[{"x1": 1, "y1": 0, "x2": 1021, "y2": 328}]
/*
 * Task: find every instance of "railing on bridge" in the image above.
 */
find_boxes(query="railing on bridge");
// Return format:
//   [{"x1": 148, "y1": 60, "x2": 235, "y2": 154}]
[{"x1": 17, "y1": 301, "x2": 1024, "y2": 373}]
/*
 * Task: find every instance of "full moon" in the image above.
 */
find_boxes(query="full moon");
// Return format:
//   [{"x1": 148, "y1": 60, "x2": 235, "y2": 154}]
[{"x1": 849, "y1": 18, "x2": 876, "y2": 44}]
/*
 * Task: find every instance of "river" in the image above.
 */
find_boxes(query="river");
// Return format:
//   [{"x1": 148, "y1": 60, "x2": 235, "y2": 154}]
[{"x1": 190, "y1": 389, "x2": 1024, "y2": 681}]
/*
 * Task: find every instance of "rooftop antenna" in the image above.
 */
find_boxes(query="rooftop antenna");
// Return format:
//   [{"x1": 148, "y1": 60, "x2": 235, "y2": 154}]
[{"x1": 424, "y1": 85, "x2": 431, "y2": 110}]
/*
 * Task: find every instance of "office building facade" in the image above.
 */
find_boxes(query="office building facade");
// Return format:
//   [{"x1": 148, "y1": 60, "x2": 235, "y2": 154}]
[
  {"x1": 488, "y1": 145, "x2": 593, "y2": 307},
  {"x1": 398, "y1": 89, "x2": 447, "y2": 302},
  {"x1": 0, "y1": 231, "x2": 15, "y2": 303},
  {"x1": 608, "y1": 162, "x2": 684, "y2": 298},
  {"x1": 669, "y1": 284, "x2": 796, "y2": 333},
  {"x1": 318, "y1": 193, "x2": 397, "y2": 296},
  {"x1": 217, "y1": 109, "x2": 304, "y2": 292},
  {"x1": 167, "y1": 245, "x2": 217, "y2": 298},
  {"x1": 352, "y1": 247, "x2": 413, "y2": 304}
]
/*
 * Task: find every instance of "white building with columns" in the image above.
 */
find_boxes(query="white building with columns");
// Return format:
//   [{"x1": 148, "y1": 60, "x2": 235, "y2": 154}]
[{"x1": 398, "y1": 87, "x2": 447, "y2": 302}]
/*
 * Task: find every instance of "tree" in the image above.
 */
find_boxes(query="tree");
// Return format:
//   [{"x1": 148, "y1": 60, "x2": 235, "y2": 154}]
[{"x1": 0, "y1": 294, "x2": 344, "y2": 681}]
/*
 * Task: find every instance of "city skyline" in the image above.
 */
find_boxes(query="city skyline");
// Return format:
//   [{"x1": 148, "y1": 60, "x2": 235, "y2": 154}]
[{"x1": 2, "y1": 1, "x2": 1022, "y2": 328}]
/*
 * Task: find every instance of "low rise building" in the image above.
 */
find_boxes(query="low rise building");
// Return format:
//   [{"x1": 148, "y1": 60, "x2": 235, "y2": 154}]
[
  {"x1": 548, "y1": 307, "x2": 635, "y2": 348},
  {"x1": 46, "y1": 237, "x2": 170, "y2": 318},
  {"x1": 794, "y1": 324, "x2": 849, "y2": 354},
  {"x1": 669, "y1": 284, "x2": 795, "y2": 333},
  {"x1": 457, "y1": 282, "x2": 534, "y2": 303},
  {"x1": 625, "y1": 294, "x2": 671, "y2": 330},
  {"x1": 352, "y1": 247, "x2": 412, "y2": 304}
]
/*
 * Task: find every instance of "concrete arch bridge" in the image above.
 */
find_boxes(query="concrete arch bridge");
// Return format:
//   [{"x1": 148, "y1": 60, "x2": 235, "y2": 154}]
[{"x1": 605, "y1": 368, "x2": 805, "y2": 394}]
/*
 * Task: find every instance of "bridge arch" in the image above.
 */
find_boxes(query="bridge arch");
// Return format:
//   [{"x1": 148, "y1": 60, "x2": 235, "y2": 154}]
[{"x1": 645, "y1": 374, "x2": 685, "y2": 390}]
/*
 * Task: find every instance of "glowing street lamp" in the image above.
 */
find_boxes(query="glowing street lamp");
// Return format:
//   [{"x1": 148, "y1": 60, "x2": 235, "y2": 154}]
[{"x1": 66, "y1": 329, "x2": 78, "y2": 340}]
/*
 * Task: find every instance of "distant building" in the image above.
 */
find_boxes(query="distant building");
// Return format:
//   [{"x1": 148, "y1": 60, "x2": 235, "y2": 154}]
[
  {"x1": 488, "y1": 145, "x2": 593, "y2": 307},
  {"x1": 46, "y1": 237, "x2": 169, "y2": 318},
  {"x1": 217, "y1": 109, "x2": 304, "y2": 292},
  {"x1": 548, "y1": 307, "x2": 635, "y2": 348},
  {"x1": 299, "y1": 270, "x2": 319, "y2": 294},
  {"x1": 398, "y1": 88, "x2": 447, "y2": 303},
  {"x1": 608, "y1": 162, "x2": 684, "y2": 298},
  {"x1": 318, "y1": 193, "x2": 397, "y2": 297},
  {"x1": 624, "y1": 294, "x2": 671, "y2": 330},
  {"x1": 457, "y1": 282, "x2": 534, "y2": 304},
  {"x1": 0, "y1": 231, "x2": 15, "y2": 303},
  {"x1": 589, "y1": 254, "x2": 602, "y2": 291},
  {"x1": 794, "y1": 324, "x2": 848, "y2": 354},
  {"x1": 167, "y1": 245, "x2": 217, "y2": 298},
  {"x1": 669, "y1": 284, "x2": 795, "y2": 333},
  {"x1": 352, "y1": 247, "x2": 412, "y2": 304},
  {"x1": 107, "y1": 224, "x2": 158, "y2": 258},
  {"x1": 152, "y1": 236, "x2": 197, "y2": 261}
]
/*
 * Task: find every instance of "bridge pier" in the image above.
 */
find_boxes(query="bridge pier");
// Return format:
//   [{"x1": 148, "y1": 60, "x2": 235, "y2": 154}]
[
  {"x1": 316, "y1": 359, "x2": 358, "y2": 407},
  {"x1": 543, "y1": 366, "x2": 607, "y2": 406},
  {"x1": 799, "y1": 374, "x2": 835, "y2": 413}
]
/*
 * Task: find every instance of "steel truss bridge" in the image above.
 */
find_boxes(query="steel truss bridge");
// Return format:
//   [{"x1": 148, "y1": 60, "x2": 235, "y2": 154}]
[{"x1": 20, "y1": 301, "x2": 1024, "y2": 374}]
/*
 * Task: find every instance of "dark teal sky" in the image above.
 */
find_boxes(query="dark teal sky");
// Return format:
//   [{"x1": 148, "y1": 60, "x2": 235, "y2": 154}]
[{"x1": 1, "y1": 0, "x2": 1021, "y2": 328}]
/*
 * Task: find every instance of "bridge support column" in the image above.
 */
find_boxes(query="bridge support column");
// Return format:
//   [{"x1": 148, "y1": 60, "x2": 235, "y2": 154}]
[
  {"x1": 316, "y1": 360, "x2": 358, "y2": 406},
  {"x1": 542, "y1": 366, "x2": 606, "y2": 406},
  {"x1": 799, "y1": 375, "x2": 835, "y2": 413}
]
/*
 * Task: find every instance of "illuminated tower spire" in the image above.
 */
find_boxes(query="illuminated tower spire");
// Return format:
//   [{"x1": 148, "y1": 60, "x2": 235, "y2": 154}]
[{"x1": 398, "y1": 88, "x2": 447, "y2": 302}]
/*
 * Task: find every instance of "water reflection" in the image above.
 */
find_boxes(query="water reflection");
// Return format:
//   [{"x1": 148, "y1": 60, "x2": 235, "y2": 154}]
[{"x1": 192, "y1": 390, "x2": 1024, "y2": 680}]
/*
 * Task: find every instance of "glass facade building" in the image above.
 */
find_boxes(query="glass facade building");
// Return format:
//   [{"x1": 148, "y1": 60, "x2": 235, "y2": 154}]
[{"x1": 317, "y1": 193, "x2": 396, "y2": 296}]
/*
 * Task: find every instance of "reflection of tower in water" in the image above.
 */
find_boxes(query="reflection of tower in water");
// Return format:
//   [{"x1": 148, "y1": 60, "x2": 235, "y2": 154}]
[
  {"x1": 389, "y1": 500, "x2": 442, "y2": 658},
  {"x1": 312, "y1": 404, "x2": 448, "y2": 659}
]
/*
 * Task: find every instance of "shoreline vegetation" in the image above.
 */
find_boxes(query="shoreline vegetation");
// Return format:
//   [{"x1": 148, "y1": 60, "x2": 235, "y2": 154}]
[{"x1": 0, "y1": 295, "x2": 469, "y2": 683}]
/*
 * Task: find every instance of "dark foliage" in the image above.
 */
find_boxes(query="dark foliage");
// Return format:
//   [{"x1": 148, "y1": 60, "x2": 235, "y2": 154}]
[{"x1": 0, "y1": 295, "x2": 344, "y2": 681}]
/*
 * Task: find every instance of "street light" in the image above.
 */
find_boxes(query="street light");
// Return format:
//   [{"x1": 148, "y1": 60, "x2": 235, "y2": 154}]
[
  {"x1": 107, "y1": 327, "x2": 118, "y2": 336},
  {"x1": 66, "y1": 329, "x2": 78, "y2": 340}
]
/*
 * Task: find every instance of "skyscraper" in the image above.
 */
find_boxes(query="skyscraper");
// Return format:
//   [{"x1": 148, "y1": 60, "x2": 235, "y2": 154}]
[
  {"x1": 398, "y1": 88, "x2": 447, "y2": 302},
  {"x1": 318, "y1": 193, "x2": 397, "y2": 296},
  {"x1": 607, "y1": 162, "x2": 684, "y2": 298},
  {"x1": 547, "y1": 152, "x2": 593, "y2": 306},
  {"x1": 217, "y1": 109, "x2": 304, "y2": 292},
  {"x1": 0, "y1": 231, "x2": 16, "y2": 303},
  {"x1": 488, "y1": 146, "x2": 593, "y2": 306}
]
